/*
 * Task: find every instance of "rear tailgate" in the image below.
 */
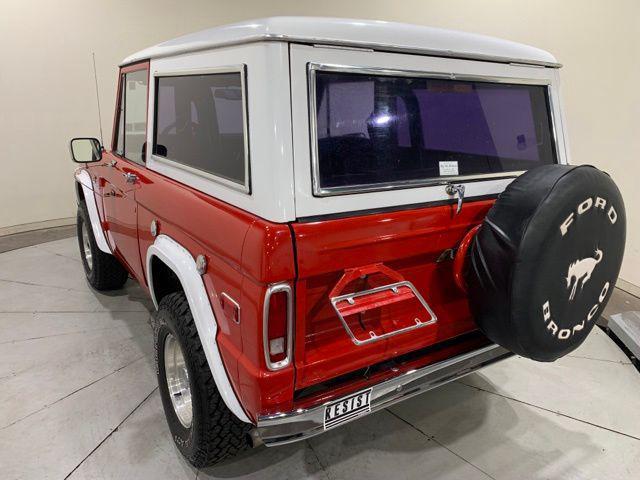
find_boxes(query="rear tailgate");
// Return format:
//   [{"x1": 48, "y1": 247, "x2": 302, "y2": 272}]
[{"x1": 292, "y1": 199, "x2": 494, "y2": 389}]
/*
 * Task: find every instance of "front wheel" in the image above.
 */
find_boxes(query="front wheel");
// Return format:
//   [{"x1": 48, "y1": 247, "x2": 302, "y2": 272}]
[
  {"x1": 77, "y1": 202, "x2": 128, "y2": 291},
  {"x1": 153, "y1": 292, "x2": 251, "y2": 467}
]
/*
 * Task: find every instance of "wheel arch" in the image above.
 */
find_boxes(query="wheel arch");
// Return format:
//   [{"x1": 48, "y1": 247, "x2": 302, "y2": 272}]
[
  {"x1": 146, "y1": 234, "x2": 251, "y2": 424},
  {"x1": 74, "y1": 168, "x2": 111, "y2": 254}
]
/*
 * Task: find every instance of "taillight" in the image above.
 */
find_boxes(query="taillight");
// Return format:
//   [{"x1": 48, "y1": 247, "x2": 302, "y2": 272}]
[{"x1": 263, "y1": 283, "x2": 293, "y2": 370}]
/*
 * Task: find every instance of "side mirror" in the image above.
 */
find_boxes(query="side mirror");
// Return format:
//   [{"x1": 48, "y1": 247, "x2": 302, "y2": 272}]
[{"x1": 70, "y1": 137, "x2": 102, "y2": 163}]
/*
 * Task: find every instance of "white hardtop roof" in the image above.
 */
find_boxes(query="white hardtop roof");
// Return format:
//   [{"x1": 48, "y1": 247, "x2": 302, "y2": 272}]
[{"x1": 122, "y1": 16, "x2": 559, "y2": 67}]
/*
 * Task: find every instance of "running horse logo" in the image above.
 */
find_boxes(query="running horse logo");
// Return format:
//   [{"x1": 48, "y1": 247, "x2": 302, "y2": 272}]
[{"x1": 566, "y1": 249, "x2": 603, "y2": 301}]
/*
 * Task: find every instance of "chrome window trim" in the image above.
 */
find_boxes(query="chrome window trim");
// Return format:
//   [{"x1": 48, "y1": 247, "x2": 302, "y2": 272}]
[
  {"x1": 307, "y1": 62, "x2": 557, "y2": 197},
  {"x1": 262, "y1": 283, "x2": 294, "y2": 371},
  {"x1": 152, "y1": 64, "x2": 251, "y2": 194}
]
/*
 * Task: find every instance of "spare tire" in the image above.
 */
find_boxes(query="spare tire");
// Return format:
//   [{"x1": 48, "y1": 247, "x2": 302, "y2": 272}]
[{"x1": 466, "y1": 165, "x2": 625, "y2": 361}]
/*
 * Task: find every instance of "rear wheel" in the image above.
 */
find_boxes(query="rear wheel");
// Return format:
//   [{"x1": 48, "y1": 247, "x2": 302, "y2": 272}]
[
  {"x1": 77, "y1": 202, "x2": 128, "y2": 291},
  {"x1": 153, "y1": 292, "x2": 251, "y2": 467}
]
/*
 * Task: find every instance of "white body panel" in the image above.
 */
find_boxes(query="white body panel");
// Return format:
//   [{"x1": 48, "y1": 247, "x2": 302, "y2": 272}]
[
  {"x1": 130, "y1": 19, "x2": 568, "y2": 223},
  {"x1": 289, "y1": 44, "x2": 569, "y2": 219},
  {"x1": 146, "y1": 42, "x2": 296, "y2": 223},
  {"x1": 146, "y1": 235, "x2": 251, "y2": 423},
  {"x1": 74, "y1": 168, "x2": 111, "y2": 253},
  {"x1": 122, "y1": 17, "x2": 558, "y2": 68}
]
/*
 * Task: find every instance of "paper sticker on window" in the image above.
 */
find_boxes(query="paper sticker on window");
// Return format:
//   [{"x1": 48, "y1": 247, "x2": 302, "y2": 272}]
[{"x1": 439, "y1": 161, "x2": 459, "y2": 176}]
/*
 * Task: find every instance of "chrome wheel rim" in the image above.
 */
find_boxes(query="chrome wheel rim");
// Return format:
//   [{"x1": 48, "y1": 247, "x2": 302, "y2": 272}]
[
  {"x1": 81, "y1": 222, "x2": 93, "y2": 271},
  {"x1": 164, "y1": 334, "x2": 193, "y2": 428}
]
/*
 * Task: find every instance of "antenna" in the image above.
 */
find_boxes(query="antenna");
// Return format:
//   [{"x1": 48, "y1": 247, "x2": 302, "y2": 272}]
[{"x1": 92, "y1": 52, "x2": 104, "y2": 146}]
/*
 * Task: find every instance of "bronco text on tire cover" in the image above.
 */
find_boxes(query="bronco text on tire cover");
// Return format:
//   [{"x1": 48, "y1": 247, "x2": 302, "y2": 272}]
[{"x1": 466, "y1": 165, "x2": 626, "y2": 362}]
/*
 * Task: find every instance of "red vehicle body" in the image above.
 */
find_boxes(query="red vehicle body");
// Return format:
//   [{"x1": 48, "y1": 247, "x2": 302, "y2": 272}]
[
  {"x1": 70, "y1": 17, "x2": 603, "y2": 467},
  {"x1": 86, "y1": 117, "x2": 495, "y2": 419}
]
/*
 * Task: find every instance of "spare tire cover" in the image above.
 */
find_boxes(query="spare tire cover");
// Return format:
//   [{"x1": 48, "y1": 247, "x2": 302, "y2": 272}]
[{"x1": 466, "y1": 165, "x2": 626, "y2": 361}]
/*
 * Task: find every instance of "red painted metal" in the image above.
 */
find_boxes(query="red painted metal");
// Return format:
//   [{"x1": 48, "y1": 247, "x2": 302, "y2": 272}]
[
  {"x1": 453, "y1": 224, "x2": 481, "y2": 293},
  {"x1": 291, "y1": 200, "x2": 494, "y2": 390},
  {"x1": 334, "y1": 283, "x2": 415, "y2": 317},
  {"x1": 328, "y1": 263, "x2": 436, "y2": 345},
  {"x1": 293, "y1": 333, "x2": 491, "y2": 410},
  {"x1": 83, "y1": 63, "x2": 498, "y2": 422}
]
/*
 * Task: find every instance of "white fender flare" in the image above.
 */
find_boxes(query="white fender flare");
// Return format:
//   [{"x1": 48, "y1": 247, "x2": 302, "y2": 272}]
[
  {"x1": 146, "y1": 234, "x2": 251, "y2": 423},
  {"x1": 74, "y1": 169, "x2": 111, "y2": 254}
]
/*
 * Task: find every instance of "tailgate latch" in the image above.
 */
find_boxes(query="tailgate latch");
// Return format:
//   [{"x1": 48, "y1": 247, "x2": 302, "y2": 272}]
[{"x1": 445, "y1": 183, "x2": 466, "y2": 214}]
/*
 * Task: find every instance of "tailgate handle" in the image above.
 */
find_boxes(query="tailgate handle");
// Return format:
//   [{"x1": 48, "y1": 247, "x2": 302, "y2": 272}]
[{"x1": 329, "y1": 263, "x2": 437, "y2": 346}]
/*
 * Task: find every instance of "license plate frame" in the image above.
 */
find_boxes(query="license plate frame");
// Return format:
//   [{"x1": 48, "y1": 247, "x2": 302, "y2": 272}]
[{"x1": 323, "y1": 388, "x2": 373, "y2": 431}]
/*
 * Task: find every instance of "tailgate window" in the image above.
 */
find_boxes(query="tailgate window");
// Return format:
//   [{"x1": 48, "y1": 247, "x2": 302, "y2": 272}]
[{"x1": 311, "y1": 67, "x2": 557, "y2": 195}]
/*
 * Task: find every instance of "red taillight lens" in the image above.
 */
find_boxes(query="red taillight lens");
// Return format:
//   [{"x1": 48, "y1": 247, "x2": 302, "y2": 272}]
[{"x1": 263, "y1": 284, "x2": 292, "y2": 370}]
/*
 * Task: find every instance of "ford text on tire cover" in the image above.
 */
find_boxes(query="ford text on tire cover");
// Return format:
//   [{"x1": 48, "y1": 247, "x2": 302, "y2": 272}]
[{"x1": 68, "y1": 18, "x2": 626, "y2": 467}]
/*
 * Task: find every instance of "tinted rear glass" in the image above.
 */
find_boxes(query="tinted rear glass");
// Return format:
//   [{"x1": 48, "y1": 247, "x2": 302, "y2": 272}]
[{"x1": 313, "y1": 70, "x2": 556, "y2": 194}]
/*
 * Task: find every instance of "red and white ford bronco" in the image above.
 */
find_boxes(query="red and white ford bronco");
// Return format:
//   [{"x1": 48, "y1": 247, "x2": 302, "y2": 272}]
[{"x1": 70, "y1": 17, "x2": 626, "y2": 467}]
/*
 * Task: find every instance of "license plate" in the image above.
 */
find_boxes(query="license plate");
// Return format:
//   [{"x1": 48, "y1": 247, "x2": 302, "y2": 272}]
[{"x1": 323, "y1": 388, "x2": 372, "y2": 430}]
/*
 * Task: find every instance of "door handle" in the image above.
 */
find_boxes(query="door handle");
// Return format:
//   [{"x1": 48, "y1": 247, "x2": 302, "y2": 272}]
[
  {"x1": 104, "y1": 190, "x2": 116, "y2": 197},
  {"x1": 123, "y1": 172, "x2": 138, "y2": 184}
]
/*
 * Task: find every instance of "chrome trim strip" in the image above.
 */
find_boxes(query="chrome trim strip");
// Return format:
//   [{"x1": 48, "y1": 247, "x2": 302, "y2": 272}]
[
  {"x1": 151, "y1": 64, "x2": 251, "y2": 194},
  {"x1": 256, "y1": 343, "x2": 512, "y2": 446},
  {"x1": 263, "y1": 283, "x2": 294, "y2": 371},
  {"x1": 330, "y1": 280, "x2": 438, "y2": 345},
  {"x1": 307, "y1": 62, "x2": 557, "y2": 197}
]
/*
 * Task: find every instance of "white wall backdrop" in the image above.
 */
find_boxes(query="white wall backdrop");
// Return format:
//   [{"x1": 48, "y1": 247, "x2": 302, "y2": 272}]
[{"x1": 1, "y1": 0, "x2": 638, "y2": 288}]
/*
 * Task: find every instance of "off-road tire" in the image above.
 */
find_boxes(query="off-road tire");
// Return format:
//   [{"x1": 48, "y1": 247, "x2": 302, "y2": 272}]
[
  {"x1": 153, "y1": 292, "x2": 252, "y2": 467},
  {"x1": 77, "y1": 202, "x2": 128, "y2": 291}
]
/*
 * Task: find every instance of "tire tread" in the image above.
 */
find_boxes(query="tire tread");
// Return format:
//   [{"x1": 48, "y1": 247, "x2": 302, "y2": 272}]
[{"x1": 157, "y1": 292, "x2": 251, "y2": 467}]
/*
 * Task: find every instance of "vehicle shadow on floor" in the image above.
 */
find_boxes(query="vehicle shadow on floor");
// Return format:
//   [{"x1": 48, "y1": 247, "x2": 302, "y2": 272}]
[
  {"x1": 202, "y1": 374, "x2": 601, "y2": 479},
  {"x1": 89, "y1": 279, "x2": 156, "y2": 364},
  {"x1": 91, "y1": 278, "x2": 155, "y2": 311}
]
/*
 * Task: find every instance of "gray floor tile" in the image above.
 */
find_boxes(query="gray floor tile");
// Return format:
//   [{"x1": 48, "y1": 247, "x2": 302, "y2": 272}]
[
  {"x1": 0, "y1": 310, "x2": 150, "y2": 344},
  {"x1": 306, "y1": 409, "x2": 492, "y2": 480},
  {"x1": 0, "y1": 243, "x2": 90, "y2": 292},
  {"x1": 199, "y1": 442, "x2": 328, "y2": 480},
  {"x1": 390, "y1": 381, "x2": 640, "y2": 480},
  {"x1": 0, "y1": 320, "x2": 153, "y2": 428},
  {"x1": 461, "y1": 331, "x2": 640, "y2": 439},
  {"x1": 37, "y1": 236, "x2": 84, "y2": 261},
  {"x1": 567, "y1": 325, "x2": 632, "y2": 364},
  {"x1": 0, "y1": 279, "x2": 151, "y2": 313},
  {"x1": 1, "y1": 236, "x2": 639, "y2": 480},
  {"x1": 67, "y1": 391, "x2": 197, "y2": 480},
  {"x1": 0, "y1": 358, "x2": 157, "y2": 480},
  {"x1": 603, "y1": 287, "x2": 640, "y2": 326}
]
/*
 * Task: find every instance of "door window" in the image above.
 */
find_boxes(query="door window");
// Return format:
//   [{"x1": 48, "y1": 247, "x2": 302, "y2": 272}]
[
  {"x1": 114, "y1": 69, "x2": 148, "y2": 163},
  {"x1": 152, "y1": 70, "x2": 249, "y2": 191}
]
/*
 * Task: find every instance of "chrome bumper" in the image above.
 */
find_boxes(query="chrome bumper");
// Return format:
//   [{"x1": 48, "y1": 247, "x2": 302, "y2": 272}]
[{"x1": 255, "y1": 343, "x2": 512, "y2": 446}]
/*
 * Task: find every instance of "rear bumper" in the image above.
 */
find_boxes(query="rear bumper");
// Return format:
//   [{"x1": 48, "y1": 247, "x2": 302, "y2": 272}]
[{"x1": 255, "y1": 343, "x2": 512, "y2": 446}]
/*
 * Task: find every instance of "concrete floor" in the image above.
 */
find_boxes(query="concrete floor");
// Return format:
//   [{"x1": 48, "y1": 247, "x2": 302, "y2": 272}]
[{"x1": 1, "y1": 237, "x2": 640, "y2": 480}]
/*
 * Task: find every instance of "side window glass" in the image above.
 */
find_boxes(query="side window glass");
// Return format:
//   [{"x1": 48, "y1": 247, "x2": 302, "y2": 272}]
[
  {"x1": 153, "y1": 70, "x2": 249, "y2": 191},
  {"x1": 123, "y1": 70, "x2": 148, "y2": 163}
]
